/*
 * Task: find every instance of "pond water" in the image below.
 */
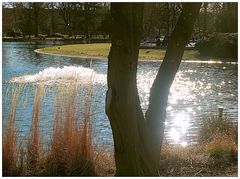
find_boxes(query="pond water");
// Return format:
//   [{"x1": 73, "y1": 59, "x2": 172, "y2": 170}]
[{"x1": 2, "y1": 42, "x2": 238, "y2": 150}]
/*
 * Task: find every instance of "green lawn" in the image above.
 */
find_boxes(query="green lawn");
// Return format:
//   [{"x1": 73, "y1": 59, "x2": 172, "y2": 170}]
[{"x1": 37, "y1": 43, "x2": 200, "y2": 60}]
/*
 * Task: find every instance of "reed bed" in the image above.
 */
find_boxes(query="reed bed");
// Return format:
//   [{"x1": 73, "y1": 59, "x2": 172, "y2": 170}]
[
  {"x1": 3, "y1": 83, "x2": 22, "y2": 176},
  {"x1": 2, "y1": 81, "x2": 106, "y2": 176}
]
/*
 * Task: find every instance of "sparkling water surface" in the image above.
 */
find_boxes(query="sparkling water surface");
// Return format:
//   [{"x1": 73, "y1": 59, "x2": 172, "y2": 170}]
[{"x1": 2, "y1": 42, "x2": 238, "y2": 150}]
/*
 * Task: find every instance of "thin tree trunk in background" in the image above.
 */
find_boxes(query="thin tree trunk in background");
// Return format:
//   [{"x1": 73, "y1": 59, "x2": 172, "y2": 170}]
[
  {"x1": 84, "y1": 3, "x2": 90, "y2": 39},
  {"x1": 145, "y1": 3, "x2": 201, "y2": 158},
  {"x1": 166, "y1": 3, "x2": 170, "y2": 36},
  {"x1": 197, "y1": 17, "x2": 201, "y2": 37},
  {"x1": 51, "y1": 3, "x2": 55, "y2": 34},
  {"x1": 33, "y1": 3, "x2": 39, "y2": 37},
  {"x1": 171, "y1": 4, "x2": 176, "y2": 33},
  {"x1": 227, "y1": 3, "x2": 237, "y2": 33},
  {"x1": 27, "y1": 8, "x2": 32, "y2": 37},
  {"x1": 203, "y1": 3, "x2": 208, "y2": 36}
]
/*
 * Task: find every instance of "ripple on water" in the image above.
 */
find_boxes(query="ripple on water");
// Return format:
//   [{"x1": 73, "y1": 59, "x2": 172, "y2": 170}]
[{"x1": 3, "y1": 43, "x2": 238, "y2": 148}]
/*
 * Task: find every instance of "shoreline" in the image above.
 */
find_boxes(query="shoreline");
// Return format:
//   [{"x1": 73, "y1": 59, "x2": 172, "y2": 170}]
[{"x1": 34, "y1": 49, "x2": 237, "y2": 64}]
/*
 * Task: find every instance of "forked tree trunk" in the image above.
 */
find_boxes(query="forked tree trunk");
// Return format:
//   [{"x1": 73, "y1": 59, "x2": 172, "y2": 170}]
[{"x1": 106, "y1": 3, "x2": 201, "y2": 176}]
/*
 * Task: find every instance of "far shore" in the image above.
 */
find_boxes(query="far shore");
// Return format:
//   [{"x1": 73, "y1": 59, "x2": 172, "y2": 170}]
[{"x1": 35, "y1": 43, "x2": 237, "y2": 63}]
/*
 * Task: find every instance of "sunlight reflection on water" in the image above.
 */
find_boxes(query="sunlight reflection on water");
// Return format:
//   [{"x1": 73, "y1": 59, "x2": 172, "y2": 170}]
[
  {"x1": 2, "y1": 42, "x2": 238, "y2": 153},
  {"x1": 137, "y1": 62, "x2": 237, "y2": 146},
  {"x1": 5, "y1": 61, "x2": 238, "y2": 148}
]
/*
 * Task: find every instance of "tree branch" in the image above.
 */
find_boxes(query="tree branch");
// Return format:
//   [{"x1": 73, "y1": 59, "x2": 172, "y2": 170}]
[{"x1": 145, "y1": 3, "x2": 202, "y2": 154}]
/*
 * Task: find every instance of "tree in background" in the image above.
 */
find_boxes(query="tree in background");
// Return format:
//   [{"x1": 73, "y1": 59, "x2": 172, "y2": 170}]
[
  {"x1": 2, "y1": 2, "x2": 109, "y2": 38},
  {"x1": 219, "y1": 2, "x2": 237, "y2": 33},
  {"x1": 58, "y1": 2, "x2": 76, "y2": 36},
  {"x1": 106, "y1": 2, "x2": 201, "y2": 176},
  {"x1": 2, "y1": 2, "x2": 237, "y2": 39},
  {"x1": 45, "y1": 2, "x2": 57, "y2": 34},
  {"x1": 97, "y1": 6, "x2": 111, "y2": 37},
  {"x1": 143, "y1": 3, "x2": 182, "y2": 38},
  {"x1": 203, "y1": 2, "x2": 208, "y2": 36},
  {"x1": 32, "y1": 3, "x2": 43, "y2": 37},
  {"x1": 195, "y1": 2, "x2": 237, "y2": 38},
  {"x1": 17, "y1": 3, "x2": 33, "y2": 38}
]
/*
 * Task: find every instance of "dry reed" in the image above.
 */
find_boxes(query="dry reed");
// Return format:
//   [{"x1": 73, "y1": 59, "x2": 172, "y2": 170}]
[
  {"x1": 3, "y1": 81, "x2": 99, "y2": 176},
  {"x1": 44, "y1": 83, "x2": 96, "y2": 176},
  {"x1": 3, "y1": 83, "x2": 22, "y2": 176}
]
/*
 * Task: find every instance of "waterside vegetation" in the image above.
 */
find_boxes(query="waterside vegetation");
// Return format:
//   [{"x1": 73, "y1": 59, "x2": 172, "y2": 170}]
[{"x1": 3, "y1": 83, "x2": 237, "y2": 176}]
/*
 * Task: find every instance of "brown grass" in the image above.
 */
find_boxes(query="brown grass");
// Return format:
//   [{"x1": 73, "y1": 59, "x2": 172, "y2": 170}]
[
  {"x1": 198, "y1": 114, "x2": 237, "y2": 166},
  {"x1": 158, "y1": 115, "x2": 238, "y2": 177},
  {"x1": 3, "y1": 82, "x2": 102, "y2": 176},
  {"x1": 3, "y1": 84, "x2": 22, "y2": 176},
  {"x1": 198, "y1": 115, "x2": 237, "y2": 143},
  {"x1": 205, "y1": 134, "x2": 237, "y2": 164},
  {"x1": 44, "y1": 83, "x2": 96, "y2": 176},
  {"x1": 159, "y1": 142, "x2": 237, "y2": 176}
]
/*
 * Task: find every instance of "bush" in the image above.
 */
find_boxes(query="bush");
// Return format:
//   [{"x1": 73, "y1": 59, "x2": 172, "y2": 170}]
[
  {"x1": 198, "y1": 115, "x2": 237, "y2": 164},
  {"x1": 195, "y1": 33, "x2": 237, "y2": 60},
  {"x1": 198, "y1": 115, "x2": 237, "y2": 144},
  {"x1": 205, "y1": 134, "x2": 237, "y2": 164}
]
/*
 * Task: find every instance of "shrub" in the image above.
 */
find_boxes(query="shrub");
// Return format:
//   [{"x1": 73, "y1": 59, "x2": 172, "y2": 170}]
[
  {"x1": 198, "y1": 115, "x2": 237, "y2": 144},
  {"x1": 195, "y1": 32, "x2": 237, "y2": 60},
  {"x1": 198, "y1": 114, "x2": 237, "y2": 165},
  {"x1": 205, "y1": 134, "x2": 237, "y2": 164}
]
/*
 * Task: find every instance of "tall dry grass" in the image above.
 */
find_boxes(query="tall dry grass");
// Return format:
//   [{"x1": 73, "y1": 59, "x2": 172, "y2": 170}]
[
  {"x1": 3, "y1": 82, "x2": 100, "y2": 176},
  {"x1": 3, "y1": 84, "x2": 22, "y2": 176},
  {"x1": 44, "y1": 83, "x2": 96, "y2": 176},
  {"x1": 25, "y1": 84, "x2": 45, "y2": 175}
]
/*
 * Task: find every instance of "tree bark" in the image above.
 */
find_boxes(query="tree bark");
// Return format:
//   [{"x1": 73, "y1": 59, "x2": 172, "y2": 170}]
[
  {"x1": 106, "y1": 2, "x2": 201, "y2": 176},
  {"x1": 145, "y1": 3, "x2": 201, "y2": 159},
  {"x1": 106, "y1": 3, "x2": 158, "y2": 176}
]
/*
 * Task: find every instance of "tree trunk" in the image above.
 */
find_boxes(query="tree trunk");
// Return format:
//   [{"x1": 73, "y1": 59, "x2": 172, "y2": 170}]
[
  {"x1": 51, "y1": 3, "x2": 55, "y2": 34},
  {"x1": 33, "y1": 3, "x2": 39, "y2": 37},
  {"x1": 106, "y1": 3, "x2": 158, "y2": 176},
  {"x1": 203, "y1": 3, "x2": 208, "y2": 36},
  {"x1": 106, "y1": 2, "x2": 201, "y2": 176},
  {"x1": 27, "y1": 8, "x2": 32, "y2": 37},
  {"x1": 227, "y1": 3, "x2": 237, "y2": 33},
  {"x1": 84, "y1": 3, "x2": 90, "y2": 39},
  {"x1": 166, "y1": 3, "x2": 170, "y2": 36},
  {"x1": 145, "y1": 3, "x2": 201, "y2": 159}
]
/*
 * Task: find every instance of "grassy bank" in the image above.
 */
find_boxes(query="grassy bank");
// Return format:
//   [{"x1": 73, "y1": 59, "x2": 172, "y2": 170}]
[{"x1": 36, "y1": 43, "x2": 200, "y2": 60}]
